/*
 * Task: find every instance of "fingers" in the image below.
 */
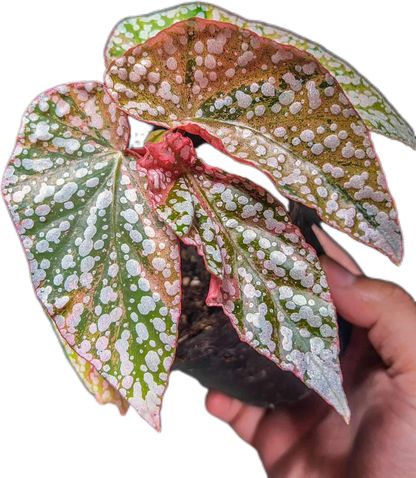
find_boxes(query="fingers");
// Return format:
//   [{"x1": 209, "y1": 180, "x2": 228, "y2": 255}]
[
  {"x1": 321, "y1": 256, "x2": 416, "y2": 376},
  {"x1": 312, "y1": 224, "x2": 362, "y2": 275},
  {"x1": 206, "y1": 390, "x2": 331, "y2": 471},
  {"x1": 205, "y1": 391, "x2": 265, "y2": 444}
]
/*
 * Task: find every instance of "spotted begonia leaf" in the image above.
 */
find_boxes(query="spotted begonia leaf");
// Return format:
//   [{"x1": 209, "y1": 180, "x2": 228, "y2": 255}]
[
  {"x1": 105, "y1": 3, "x2": 416, "y2": 149},
  {"x1": 105, "y1": 18, "x2": 403, "y2": 264},
  {"x1": 142, "y1": 137, "x2": 350, "y2": 420},
  {"x1": 2, "y1": 82, "x2": 181, "y2": 430}
]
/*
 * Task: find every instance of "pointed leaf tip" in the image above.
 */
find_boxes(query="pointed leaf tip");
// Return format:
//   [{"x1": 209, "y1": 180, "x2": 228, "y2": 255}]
[{"x1": 305, "y1": 352, "x2": 350, "y2": 423}]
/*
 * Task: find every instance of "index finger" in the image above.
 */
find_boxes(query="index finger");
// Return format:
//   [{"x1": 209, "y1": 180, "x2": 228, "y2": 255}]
[{"x1": 321, "y1": 256, "x2": 416, "y2": 377}]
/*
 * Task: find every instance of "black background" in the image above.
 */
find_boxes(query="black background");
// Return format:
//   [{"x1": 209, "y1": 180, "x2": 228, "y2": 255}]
[{"x1": 0, "y1": 0, "x2": 416, "y2": 477}]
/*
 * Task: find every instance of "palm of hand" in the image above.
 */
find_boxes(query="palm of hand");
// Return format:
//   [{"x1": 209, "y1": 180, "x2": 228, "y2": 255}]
[{"x1": 247, "y1": 329, "x2": 416, "y2": 477}]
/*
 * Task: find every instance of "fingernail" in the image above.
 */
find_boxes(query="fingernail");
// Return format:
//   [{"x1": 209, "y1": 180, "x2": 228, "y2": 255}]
[{"x1": 325, "y1": 259, "x2": 357, "y2": 287}]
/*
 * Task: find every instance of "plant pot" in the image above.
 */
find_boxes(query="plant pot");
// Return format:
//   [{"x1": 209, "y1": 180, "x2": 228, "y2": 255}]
[{"x1": 153, "y1": 129, "x2": 352, "y2": 408}]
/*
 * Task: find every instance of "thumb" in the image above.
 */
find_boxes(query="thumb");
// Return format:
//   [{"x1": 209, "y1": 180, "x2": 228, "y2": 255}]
[{"x1": 321, "y1": 256, "x2": 416, "y2": 377}]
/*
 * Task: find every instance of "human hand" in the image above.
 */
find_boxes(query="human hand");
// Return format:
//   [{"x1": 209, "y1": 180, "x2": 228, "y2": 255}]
[{"x1": 206, "y1": 234, "x2": 416, "y2": 477}]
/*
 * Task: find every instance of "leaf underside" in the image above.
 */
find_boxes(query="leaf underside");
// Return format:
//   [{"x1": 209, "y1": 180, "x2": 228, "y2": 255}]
[
  {"x1": 105, "y1": 18, "x2": 403, "y2": 264},
  {"x1": 2, "y1": 82, "x2": 181, "y2": 430},
  {"x1": 104, "y1": 2, "x2": 416, "y2": 149}
]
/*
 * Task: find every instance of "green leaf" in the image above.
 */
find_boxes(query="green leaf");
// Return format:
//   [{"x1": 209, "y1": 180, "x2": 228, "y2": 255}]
[
  {"x1": 2, "y1": 82, "x2": 181, "y2": 430},
  {"x1": 104, "y1": 3, "x2": 415, "y2": 149},
  {"x1": 154, "y1": 157, "x2": 350, "y2": 422},
  {"x1": 105, "y1": 3, "x2": 210, "y2": 65},
  {"x1": 105, "y1": 18, "x2": 403, "y2": 264}
]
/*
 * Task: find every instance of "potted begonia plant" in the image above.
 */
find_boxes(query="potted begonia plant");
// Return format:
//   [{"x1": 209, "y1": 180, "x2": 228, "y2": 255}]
[{"x1": 1, "y1": 2, "x2": 415, "y2": 440}]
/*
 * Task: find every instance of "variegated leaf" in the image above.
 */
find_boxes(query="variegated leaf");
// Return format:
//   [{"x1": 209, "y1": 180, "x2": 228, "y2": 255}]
[
  {"x1": 105, "y1": 3, "x2": 209, "y2": 65},
  {"x1": 149, "y1": 150, "x2": 350, "y2": 422},
  {"x1": 105, "y1": 3, "x2": 415, "y2": 149},
  {"x1": 2, "y1": 82, "x2": 181, "y2": 430},
  {"x1": 105, "y1": 18, "x2": 403, "y2": 264}
]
